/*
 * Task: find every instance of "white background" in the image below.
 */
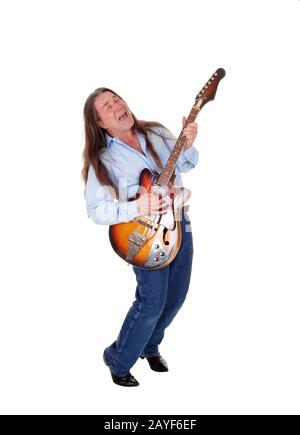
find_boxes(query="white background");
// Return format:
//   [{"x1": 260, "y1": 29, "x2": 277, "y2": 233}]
[{"x1": 0, "y1": 0, "x2": 299, "y2": 415}]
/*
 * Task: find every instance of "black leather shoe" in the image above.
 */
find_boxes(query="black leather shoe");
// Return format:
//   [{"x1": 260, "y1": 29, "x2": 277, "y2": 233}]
[
  {"x1": 145, "y1": 355, "x2": 169, "y2": 372},
  {"x1": 103, "y1": 352, "x2": 139, "y2": 387},
  {"x1": 111, "y1": 371, "x2": 139, "y2": 387}
]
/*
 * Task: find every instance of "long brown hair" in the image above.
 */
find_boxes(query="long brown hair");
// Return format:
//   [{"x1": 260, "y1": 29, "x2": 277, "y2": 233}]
[{"x1": 81, "y1": 87, "x2": 170, "y2": 198}]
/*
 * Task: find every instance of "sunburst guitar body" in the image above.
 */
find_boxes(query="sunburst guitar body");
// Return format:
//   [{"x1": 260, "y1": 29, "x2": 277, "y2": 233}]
[{"x1": 109, "y1": 168, "x2": 191, "y2": 270}]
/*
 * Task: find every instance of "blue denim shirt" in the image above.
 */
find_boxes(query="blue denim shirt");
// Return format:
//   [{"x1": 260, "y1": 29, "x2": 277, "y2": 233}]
[{"x1": 85, "y1": 126, "x2": 199, "y2": 225}]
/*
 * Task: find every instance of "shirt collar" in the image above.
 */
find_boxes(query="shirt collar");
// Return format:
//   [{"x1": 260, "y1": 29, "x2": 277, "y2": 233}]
[
  {"x1": 105, "y1": 129, "x2": 147, "y2": 154},
  {"x1": 105, "y1": 131, "x2": 114, "y2": 147}
]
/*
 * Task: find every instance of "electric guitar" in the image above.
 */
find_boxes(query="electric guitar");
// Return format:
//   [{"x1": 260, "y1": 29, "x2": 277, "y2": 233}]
[{"x1": 109, "y1": 68, "x2": 226, "y2": 270}]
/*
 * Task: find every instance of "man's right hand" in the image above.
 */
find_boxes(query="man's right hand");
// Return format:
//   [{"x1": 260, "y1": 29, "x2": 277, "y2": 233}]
[{"x1": 136, "y1": 192, "x2": 169, "y2": 216}]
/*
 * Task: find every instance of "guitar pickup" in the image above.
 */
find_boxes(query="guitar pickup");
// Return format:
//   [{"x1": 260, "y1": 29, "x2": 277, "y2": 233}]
[
  {"x1": 152, "y1": 184, "x2": 168, "y2": 198},
  {"x1": 136, "y1": 219, "x2": 154, "y2": 229},
  {"x1": 128, "y1": 231, "x2": 147, "y2": 247}
]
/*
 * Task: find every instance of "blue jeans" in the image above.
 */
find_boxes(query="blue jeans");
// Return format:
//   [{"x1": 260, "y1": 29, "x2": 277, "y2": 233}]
[{"x1": 103, "y1": 209, "x2": 194, "y2": 376}]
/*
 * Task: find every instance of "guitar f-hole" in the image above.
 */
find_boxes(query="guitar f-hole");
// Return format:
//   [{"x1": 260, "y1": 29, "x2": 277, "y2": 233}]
[{"x1": 162, "y1": 227, "x2": 170, "y2": 245}]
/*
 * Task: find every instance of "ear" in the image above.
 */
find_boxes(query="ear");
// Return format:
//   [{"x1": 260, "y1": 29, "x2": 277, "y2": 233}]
[{"x1": 98, "y1": 118, "x2": 106, "y2": 129}]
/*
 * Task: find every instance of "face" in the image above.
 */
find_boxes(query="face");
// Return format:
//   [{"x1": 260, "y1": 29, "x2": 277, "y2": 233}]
[{"x1": 94, "y1": 91, "x2": 134, "y2": 137}]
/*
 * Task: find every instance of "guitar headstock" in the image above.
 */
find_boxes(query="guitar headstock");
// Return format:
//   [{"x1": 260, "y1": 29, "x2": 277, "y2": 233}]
[{"x1": 194, "y1": 68, "x2": 226, "y2": 109}]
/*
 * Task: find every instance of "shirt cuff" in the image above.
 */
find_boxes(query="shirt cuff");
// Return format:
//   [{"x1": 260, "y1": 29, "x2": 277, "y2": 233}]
[
  {"x1": 182, "y1": 145, "x2": 198, "y2": 162},
  {"x1": 119, "y1": 199, "x2": 141, "y2": 221}
]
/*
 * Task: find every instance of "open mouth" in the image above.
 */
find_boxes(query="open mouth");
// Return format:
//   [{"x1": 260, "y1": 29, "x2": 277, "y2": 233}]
[{"x1": 119, "y1": 112, "x2": 128, "y2": 121}]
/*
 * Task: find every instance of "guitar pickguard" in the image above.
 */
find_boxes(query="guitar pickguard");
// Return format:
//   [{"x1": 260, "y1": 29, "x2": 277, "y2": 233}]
[{"x1": 158, "y1": 186, "x2": 191, "y2": 230}]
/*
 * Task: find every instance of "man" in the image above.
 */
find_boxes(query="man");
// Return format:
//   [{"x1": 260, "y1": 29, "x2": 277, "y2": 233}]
[{"x1": 82, "y1": 87, "x2": 199, "y2": 387}]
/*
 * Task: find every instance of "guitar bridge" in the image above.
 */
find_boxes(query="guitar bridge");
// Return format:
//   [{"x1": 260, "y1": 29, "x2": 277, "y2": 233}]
[{"x1": 126, "y1": 231, "x2": 148, "y2": 263}]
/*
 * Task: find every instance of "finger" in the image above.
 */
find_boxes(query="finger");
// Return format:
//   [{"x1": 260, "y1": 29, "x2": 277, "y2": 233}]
[
  {"x1": 152, "y1": 200, "x2": 166, "y2": 210},
  {"x1": 155, "y1": 202, "x2": 168, "y2": 212},
  {"x1": 186, "y1": 122, "x2": 198, "y2": 129},
  {"x1": 153, "y1": 196, "x2": 165, "y2": 204},
  {"x1": 158, "y1": 206, "x2": 168, "y2": 215},
  {"x1": 151, "y1": 193, "x2": 163, "y2": 202},
  {"x1": 159, "y1": 209, "x2": 168, "y2": 215},
  {"x1": 185, "y1": 126, "x2": 197, "y2": 134}
]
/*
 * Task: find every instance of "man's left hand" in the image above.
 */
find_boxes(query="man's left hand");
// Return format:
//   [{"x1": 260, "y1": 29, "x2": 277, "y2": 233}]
[{"x1": 182, "y1": 116, "x2": 198, "y2": 149}]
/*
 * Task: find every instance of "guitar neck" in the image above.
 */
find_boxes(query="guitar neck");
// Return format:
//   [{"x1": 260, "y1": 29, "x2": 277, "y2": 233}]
[
  {"x1": 156, "y1": 67, "x2": 226, "y2": 188},
  {"x1": 156, "y1": 106, "x2": 201, "y2": 187}
]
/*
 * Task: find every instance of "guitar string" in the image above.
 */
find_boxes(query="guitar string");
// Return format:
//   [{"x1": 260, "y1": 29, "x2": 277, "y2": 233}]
[
  {"x1": 135, "y1": 173, "x2": 162, "y2": 239},
  {"x1": 134, "y1": 122, "x2": 189, "y2": 239}
]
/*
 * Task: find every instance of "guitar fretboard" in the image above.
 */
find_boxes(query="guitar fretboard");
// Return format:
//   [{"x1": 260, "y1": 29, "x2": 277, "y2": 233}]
[
  {"x1": 156, "y1": 107, "x2": 200, "y2": 187},
  {"x1": 156, "y1": 68, "x2": 225, "y2": 187}
]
